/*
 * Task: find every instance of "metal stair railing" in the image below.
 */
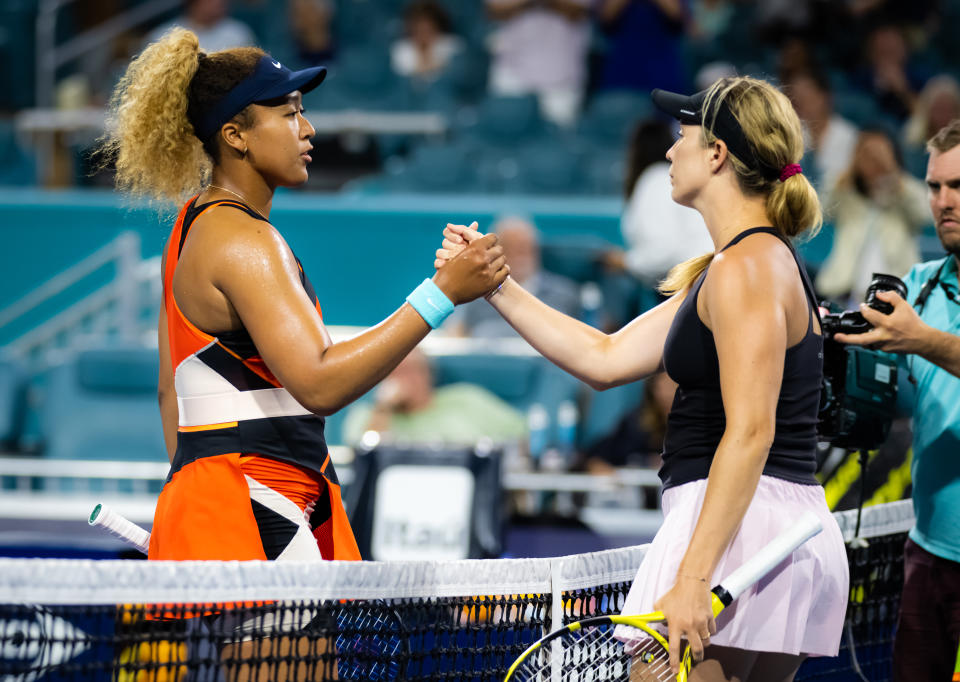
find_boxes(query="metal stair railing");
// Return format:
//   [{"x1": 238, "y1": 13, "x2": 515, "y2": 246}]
[{"x1": 0, "y1": 232, "x2": 160, "y2": 364}]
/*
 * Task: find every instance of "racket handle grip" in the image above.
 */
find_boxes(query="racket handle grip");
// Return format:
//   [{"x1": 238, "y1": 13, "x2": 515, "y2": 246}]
[
  {"x1": 717, "y1": 511, "x2": 822, "y2": 604},
  {"x1": 89, "y1": 503, "x2": 151, "y2": 555}
]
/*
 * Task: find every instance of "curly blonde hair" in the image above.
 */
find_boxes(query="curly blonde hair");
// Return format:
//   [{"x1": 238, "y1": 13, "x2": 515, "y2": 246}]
[
  {"x1": 660, "y1": 76, "x2": 822, "y2": 295},
  {"x1": 99, "y1": 28, "x2": 264, "y2": 204}
]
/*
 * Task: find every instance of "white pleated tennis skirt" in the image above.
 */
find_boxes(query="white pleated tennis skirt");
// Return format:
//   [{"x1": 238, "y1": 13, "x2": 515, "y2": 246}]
[{"x1": 619, "y1": 475, "x2": 849, "y2": 657}]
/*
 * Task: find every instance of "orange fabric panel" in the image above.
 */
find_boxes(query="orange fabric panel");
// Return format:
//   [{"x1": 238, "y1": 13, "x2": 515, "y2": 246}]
[
  {"x1": 148, "y1": 453, "x2": 267, "y2": 561},
  {"x1": 163, "y1": 198, "x2": 217, "y2": 370},
  {"x1": 238, "y1": 454, "x2": 323, "y2": 512},
  {"x1": 317, "y1": 481, "x2": 360, "y2": 560}
]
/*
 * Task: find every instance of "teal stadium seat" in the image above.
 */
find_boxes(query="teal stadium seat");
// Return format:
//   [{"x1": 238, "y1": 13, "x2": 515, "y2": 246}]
[
  {"x1": 577, "y1": 91, "x2": 654, "y2": 151},
  {"x1": 540, "y1": 234, "x2": 615, "y2": 283},
  {"x1": 517, "y1": 144, "x2": 587, "y2": 195},
  {"x1": 0, "y1": 354, "x2": 27, "y2": 450},
  {"x1": 307, "y1": 48, "x2": 412, "y2": 111},
  {"x1": 334, "y1": 0, "x2": 398, "y2": 52},
  {"x1": 392, "y1": 143, "x2": 480, "y2": 193},
  {"x1": 465, "y1": 94, "x2": 548, "y2": 148},
  {"x1": 586, "y1": 151, "x2": 626, "y2": 196},
  {"x1": 578, "y1": 381, "x2": 645, "y2": 450},
  {"x1": 39, "y1": 347, "x2": 167, "y2": 461},
  {"x1": 796, "y1": 222, "x2": 835, "y2": 277},
  {"x1": 832, "y1": 91, "x2": 884, "y2": 128}
]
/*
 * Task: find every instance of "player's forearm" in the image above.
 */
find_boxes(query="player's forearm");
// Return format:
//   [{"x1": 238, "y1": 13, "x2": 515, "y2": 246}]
[
  {"x1": 487, "y1": 277, "x2": 618, "y2": 388},
  {"x1": 296, "y1": 306, "x2": 431, "y2": 415},
  {"x1": 676, "y1": 431, "x2": 772, "y2": 580},
  {"x1": 917, "y1": 326, "x2": 960, "y2": 378}
]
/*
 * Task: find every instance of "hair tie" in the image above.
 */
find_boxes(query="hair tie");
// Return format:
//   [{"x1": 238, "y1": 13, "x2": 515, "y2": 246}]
[{"x1": 779, "y1": 163, "x2": 803, "y2": 182}]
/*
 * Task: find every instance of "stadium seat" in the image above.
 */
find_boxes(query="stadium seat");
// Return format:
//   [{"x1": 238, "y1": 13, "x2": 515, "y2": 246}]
[
  {"x1": 796, "y1": 222, "x2": 835, "y2": 274},
  {"x1": 577, "y1": 90, "x2": 654, "y2": 151},
  {"x1": 0, "y1": 353, "x2": 27, "y2": 450},
  {"x1": 38, "y1": 346, "x2": 167, "y2": 461},
  {"x1": 832, "y1": 91, "x2": 884, "y2": 128},
  {"x1": 307, "y1": 47, "x2": 412, "y2": 111},
  {"x1": 540, "y1": 234, "x2": 615, "y2": 283},
  {"x1": 585, "y1": 150, "x2": 627, "y2": 196},
  {"x1": 516, "y1": 144, "x2": 587, "y2": 195},
  {"x1": 463, "y1": 94, "x2": 548, "y2": 148},
  {"x1": 334, "y1": 0, "x2": 396, "y2": 48},
  {"x1": 577, "y1": 381, "x2": 645, "y2": 450},
  {"x1": 398, "y1": 143, "x2": 481, "y2": 192}
]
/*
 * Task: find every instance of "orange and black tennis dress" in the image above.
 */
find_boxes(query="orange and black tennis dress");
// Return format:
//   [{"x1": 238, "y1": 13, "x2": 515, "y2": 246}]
[{"x1": 149, "y1": 197, "x2": 360, "y2": 563}]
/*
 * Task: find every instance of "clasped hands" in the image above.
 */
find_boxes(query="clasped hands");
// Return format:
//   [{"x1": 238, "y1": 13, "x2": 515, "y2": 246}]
[{"x1": 434, "y1": 221, "x2": 510, "y2": 303}]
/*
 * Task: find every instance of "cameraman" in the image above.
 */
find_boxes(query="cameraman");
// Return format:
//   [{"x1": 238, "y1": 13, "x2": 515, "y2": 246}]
[{"x1": 834, "y1": 119, "x2": 960, "y2": 681}]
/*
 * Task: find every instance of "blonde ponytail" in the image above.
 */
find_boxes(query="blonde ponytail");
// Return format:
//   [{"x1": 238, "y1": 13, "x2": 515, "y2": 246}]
[{"x1": 659, "y1": 253, "x2": 714, "y2": 296}]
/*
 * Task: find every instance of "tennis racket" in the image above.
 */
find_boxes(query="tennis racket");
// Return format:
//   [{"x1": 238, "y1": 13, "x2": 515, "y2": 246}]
[
  {"x1": 503, "y1": 511, "x2": 823, "y2": 682},
  {"x1": 88, "y1": 503, "x2": 151, "y2": 554}
]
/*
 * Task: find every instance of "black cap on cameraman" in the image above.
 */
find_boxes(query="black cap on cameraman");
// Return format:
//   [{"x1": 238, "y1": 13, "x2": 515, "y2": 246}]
[{"x1": 651, "y1": 87, "x2": 781, "y2": 181}]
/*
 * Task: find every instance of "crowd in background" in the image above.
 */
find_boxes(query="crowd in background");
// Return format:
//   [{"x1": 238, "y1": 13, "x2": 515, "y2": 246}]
[{"x1": 3, "y1": 0, "x2": 959, "y2": 485}]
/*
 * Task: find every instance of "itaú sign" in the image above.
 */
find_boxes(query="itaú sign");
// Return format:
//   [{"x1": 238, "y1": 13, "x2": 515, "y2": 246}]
[{"x1": 370, "y1": 465, "x2": 474, "y2": 561}]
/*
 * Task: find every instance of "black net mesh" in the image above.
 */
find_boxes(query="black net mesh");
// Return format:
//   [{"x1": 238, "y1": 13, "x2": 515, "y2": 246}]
[
  {"x1": 795, "y1": 529, "x2": 907, "y2": 682},
  {"x1": 0, "y1": 502, "x2": 910, "y2": 682}
]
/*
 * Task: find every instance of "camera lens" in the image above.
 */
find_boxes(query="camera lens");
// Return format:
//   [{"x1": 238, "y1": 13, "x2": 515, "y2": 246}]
[{"x1": 864, "y1": 273, "x2": 908, "y2": 315}]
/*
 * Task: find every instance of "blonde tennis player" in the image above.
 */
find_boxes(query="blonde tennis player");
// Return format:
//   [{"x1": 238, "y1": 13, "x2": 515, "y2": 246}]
[{"x1": 438, "y1": 76, "x2": 848, "y2": 682}]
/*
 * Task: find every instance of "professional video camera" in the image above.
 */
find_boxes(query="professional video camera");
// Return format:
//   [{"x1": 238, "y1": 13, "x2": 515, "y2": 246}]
[{"x1": 817, "y1": 274, "x2": 905, "y2": 450}]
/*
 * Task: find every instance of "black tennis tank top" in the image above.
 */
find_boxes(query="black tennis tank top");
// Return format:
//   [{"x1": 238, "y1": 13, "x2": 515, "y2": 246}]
[{"x1": 659, "y1": 227, "x2": 823, "y2": 490}]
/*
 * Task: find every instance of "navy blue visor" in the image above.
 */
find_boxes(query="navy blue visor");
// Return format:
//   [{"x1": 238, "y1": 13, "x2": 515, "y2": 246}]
[
  {"x1": 652, "y1": 88, "x2": 780, "y2": 181},
  {"x1": 194, "y1": 55, "x2": 326, "y2": 141}
]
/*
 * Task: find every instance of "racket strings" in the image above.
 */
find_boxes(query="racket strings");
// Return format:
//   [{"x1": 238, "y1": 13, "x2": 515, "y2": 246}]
[{"x1": 512, "y1": 624, "x2": 674, "y2": 682}]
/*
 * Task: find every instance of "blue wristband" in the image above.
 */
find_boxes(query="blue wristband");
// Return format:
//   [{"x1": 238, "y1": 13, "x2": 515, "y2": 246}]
[{"x1": 406, "y1": 278, "x2": 455, "y2": 329}]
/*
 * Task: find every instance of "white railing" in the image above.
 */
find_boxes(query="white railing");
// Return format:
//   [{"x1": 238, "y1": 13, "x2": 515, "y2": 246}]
[
  {"x1": 0, "y1": 231, "x2": 160, "y2": 364},
  {"x1": 35, "y1": 0, "x2": 180, "y2": 108}
]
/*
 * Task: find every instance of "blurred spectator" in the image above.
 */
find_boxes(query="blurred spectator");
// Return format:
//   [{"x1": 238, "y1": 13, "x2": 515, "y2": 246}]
[
  {"x1": 688, "y1": 0, "x2": 733, "y2": 44},
  {"x1": 147, "y1": 0, "x2": 257, "y2": 52},
  {"x1": 391, "y1": 1, "x2": 464, "y2": 83},
  {"x1": 290, "y1": 0, "x2": 335, "y2": 66},
  {"x1": 783, "y1": 68, "x2": 859, "y2": 192},
  {"x1": 448, "y1": 216, "x2": 581, "y2": 337},
  {"x1": 580, "y1": 372, "x2": 677, "y2": 473},
  {"x1": 903, "y1": 75, "x2": 960, "y2": 155},
  {"x1": 816, "y1": 128, "x2": 930, "y2": 302},
  {"x1": 596, "y1": 0, "x2": 688, "y2": 94},
  {"x1": 853, "y1": 23, "x2": 929, "y2": 122},
  {"x1": 604, "y1": 120, "x2": 712, "y2": 288},
  {"x1": 341, "y1": 349, "x2": 527, "y2": 446},
  {"x1": 754, "y1": 0, "x2": 817, "y2": 42},
  {"x1": 486, "y1": 0, "x2": 591, "y2": 127}
]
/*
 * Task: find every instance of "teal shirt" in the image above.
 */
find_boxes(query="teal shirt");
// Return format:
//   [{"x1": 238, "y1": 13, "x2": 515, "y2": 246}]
[{"x1": 901, "y1": 256, "x2": 960, "y2": 562}]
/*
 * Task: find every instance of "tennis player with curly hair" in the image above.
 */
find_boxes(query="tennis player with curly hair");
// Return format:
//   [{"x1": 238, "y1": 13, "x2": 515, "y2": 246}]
[
  {"x1": 439, "y1": 77, "x2": 848, "y2": 681},
  {"x1": 100, "y1": 28, "x2": 507, "y2": 568}
]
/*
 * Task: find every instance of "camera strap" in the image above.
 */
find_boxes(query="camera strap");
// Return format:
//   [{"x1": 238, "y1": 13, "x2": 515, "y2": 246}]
[{"x1": 913, "y1": 256, "x2": 959, "y2": 313}]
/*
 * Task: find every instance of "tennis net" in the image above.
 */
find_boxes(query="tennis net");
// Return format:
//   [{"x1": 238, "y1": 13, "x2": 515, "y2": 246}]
[{"x1": 0, "y1": 500, "x2": 912, "y2": 681}]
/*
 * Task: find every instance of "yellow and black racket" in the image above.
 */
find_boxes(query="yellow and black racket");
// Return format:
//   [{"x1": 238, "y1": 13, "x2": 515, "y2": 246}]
[{"x1": 503, "y1": 511, "x2": 823, "y2": 682}]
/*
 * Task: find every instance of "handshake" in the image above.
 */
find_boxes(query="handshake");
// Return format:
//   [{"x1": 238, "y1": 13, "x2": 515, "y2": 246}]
[{"x1": 431, "y1": 222, "x2": 510, "y2": 305}]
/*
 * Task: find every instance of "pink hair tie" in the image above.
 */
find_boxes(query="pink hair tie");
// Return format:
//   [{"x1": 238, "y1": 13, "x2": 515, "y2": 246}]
[{"x1": 779, "y1": 163, "x2": 803, "y2": 182}]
